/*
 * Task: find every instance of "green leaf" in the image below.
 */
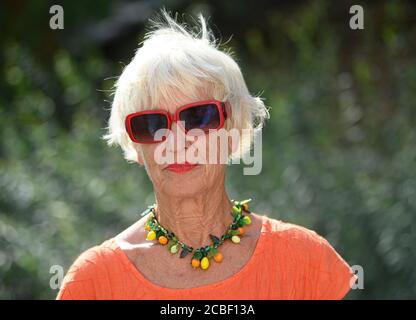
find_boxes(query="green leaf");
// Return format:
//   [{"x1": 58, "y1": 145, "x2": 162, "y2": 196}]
[
  {"x1": 180, "y1": 249, "x2": 189, "y2": 259},
  {"x1": 230, "y1": 230, "x2": 240, "y2": 236},
  {"x1": 193, "y1": 251, "x2": 203, "y2": 260},
  {"x1": 209, "y1": 234, "x2": 220, "y2": 244},
  {"x1": 207, "y1": 247, "x2": 218, "y2": 258}
]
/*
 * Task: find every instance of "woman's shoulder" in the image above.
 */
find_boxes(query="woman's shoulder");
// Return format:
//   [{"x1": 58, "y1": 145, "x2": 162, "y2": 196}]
[
  {"x1": 261, "y1": 214, "x2": 325, "y2": 245},
  {"x1": 260, "y1": 214, "x2": 356, "y2": 299},
  {"x1": 56, "y1": 239, "x2": 121, "y2": 299},
  {"x1": 61, "y1": 239, "x2": 120, "y2": 282},
  {"x1": 261, "y1": 214, "x2": 346, "y2": 260}
]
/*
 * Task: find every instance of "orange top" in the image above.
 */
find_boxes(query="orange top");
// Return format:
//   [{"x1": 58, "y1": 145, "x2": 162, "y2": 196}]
[{"x1": 56, "y1": 215, "x2": 355, "y2": 300}]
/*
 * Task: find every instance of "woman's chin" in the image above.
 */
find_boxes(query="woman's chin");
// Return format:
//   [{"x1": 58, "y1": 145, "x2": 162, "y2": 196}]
[{"x1": 153, "y1": 164, "x2": 224, "y2": 197}]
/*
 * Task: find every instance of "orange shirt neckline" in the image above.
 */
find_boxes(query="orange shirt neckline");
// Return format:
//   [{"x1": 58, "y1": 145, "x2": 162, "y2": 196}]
[{"x1": 108, "y1": 214, "x2": 268, "y2": 293}]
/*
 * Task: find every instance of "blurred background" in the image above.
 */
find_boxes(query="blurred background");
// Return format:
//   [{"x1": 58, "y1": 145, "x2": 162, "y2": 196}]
[{"x1": 0, "y1": 0, "x2": 415, "y2": 299}]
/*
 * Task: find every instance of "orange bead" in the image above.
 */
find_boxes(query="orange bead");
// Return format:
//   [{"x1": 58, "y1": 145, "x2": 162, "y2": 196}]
[
  {"x1": 238, "y1": 227, "x2": 245, "y2": 235},
  {"x1": 214, "y1": 252, "x2": 223, "y2": 263},
  {"x1": 145, "y1": 225, "x2": 151, "y2": 231},
  {"x1": 242, "y1": 203, "x2": 249, "y2": 211},
  {"x1": 158, "y1": 236, "x2": 168, "y2": 245},
  {"x1": 191, "y1": 259, "x2": 200, "y2": 268}
]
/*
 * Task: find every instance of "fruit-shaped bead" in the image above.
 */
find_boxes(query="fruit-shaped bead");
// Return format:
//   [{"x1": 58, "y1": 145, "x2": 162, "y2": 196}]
[
  {"x1": 214, "y1": 252, "x2": 223, "y2": 263},
  {"x1": 201, "y1": 257, "x2": 210, "y2": 270},
  {"x1": 191, "y1": 259, "x2": 200, "y2": 268},
  {"x1": 170, "y1": 244, "x2": 179, "y2": 254},
  {"x1": 238, "y1": 227, "x2": 245, "y2": 235},
  {"x1": 158, "y1": 236, "x2": 168, "y2": 245},
  {"x1": 146, "y1": 230, "x2": 156, "y2": 241},
  {"x1": 232, "y1": 206, "x2": 241, "y2": 215},
  {"x1": 145, "y1": 225, "x2": 151, "y2": 231},
  {"x1": 243, "y1": 216, "x2": 251, "y2": 225},
  {"x1": 231, "y1": 235, "x2": 241, "y2": 244}
]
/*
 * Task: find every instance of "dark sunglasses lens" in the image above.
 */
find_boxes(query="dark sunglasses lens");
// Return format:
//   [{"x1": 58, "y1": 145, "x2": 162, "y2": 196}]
[
  {"x1": 179, "y1": 104, "x2": 220, "y2": 132},
  {"x1": 130, "y1": 113, "x2": 168, "y2": 142}
]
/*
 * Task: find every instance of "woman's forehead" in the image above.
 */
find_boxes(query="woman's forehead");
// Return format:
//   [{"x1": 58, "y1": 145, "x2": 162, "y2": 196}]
[{"x1": 152, "y1": 90, "x2": 211, "y2": 113}]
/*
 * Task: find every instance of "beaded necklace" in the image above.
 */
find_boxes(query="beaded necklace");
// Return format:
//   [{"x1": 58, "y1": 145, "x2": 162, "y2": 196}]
[{"x1": 141, "y1": 199, "x2": 252, "y2": 270}]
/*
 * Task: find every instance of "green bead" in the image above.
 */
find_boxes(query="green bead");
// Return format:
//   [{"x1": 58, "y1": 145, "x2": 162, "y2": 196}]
[
  {"x1": 243, "y1": 216, "x2": 251, "y2": 225},
  {"x1": 170, "y1": 244, "x2": 179, "y2": 254},
  {"x1": 232, "y1": 206, "x2": 241, "y2": 215},
  {"x1": 231, "y1": 235, "x2": 241, "y2": 244}
]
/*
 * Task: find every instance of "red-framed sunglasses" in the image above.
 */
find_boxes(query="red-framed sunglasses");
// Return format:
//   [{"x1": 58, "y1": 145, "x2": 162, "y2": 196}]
[{"x1": 125, "y1": 100, "x2": 229, "y2": 144}]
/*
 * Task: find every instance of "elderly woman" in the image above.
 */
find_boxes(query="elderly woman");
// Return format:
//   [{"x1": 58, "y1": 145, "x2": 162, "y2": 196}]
[{"x1": 57, "y1": 11, "x2": 355, "y2": 300}]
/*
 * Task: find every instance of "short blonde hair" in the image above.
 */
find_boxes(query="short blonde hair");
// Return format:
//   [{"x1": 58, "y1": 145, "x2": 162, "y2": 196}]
[{"x1": 102, "y1": 9, "x2": 269, "y2": 163}]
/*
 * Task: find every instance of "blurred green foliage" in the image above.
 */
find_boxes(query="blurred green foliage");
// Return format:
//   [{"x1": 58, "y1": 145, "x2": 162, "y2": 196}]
[{"x1": 0, "y1": 0, "x2": 415, "y2": 299}]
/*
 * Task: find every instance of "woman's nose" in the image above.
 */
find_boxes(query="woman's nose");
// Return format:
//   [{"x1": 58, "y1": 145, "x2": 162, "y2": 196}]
[{"x1": 166, "y1": 121, "x2": 190, "y2": 154}]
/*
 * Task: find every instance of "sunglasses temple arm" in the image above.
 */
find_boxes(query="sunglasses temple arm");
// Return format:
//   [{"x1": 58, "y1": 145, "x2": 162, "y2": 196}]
[{"x1": 222, "y1": 102, "x2": 229, "y2": 120}]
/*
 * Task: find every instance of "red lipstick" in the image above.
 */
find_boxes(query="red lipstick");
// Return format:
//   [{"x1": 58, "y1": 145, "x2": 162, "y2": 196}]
[{"x1": 165, "y1": 162, "x2": 199, "y2": 173}]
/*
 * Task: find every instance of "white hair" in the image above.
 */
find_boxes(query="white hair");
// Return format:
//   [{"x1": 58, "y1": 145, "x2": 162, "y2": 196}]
[{"x1": 102, "y1": 9, "x2": 270, "y2": 163}]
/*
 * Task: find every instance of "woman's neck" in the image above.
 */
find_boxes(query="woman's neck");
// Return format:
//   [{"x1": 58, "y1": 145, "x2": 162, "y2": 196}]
[{"x1": 154, "y1": 185, "x2": 235, "y2": 249}]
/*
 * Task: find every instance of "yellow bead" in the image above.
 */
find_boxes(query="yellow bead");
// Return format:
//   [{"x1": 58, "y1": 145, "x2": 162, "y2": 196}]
[
  {"x1": 243, "y1": 216, "x2": 251, "y2": 225},
  {"x1": 232, "y1": 206, "x2": 241, "y2": 215},
  {"x1": 146, "y1": 230, "x2": 156, "y2": 241},
  {"x1": 201, "y1": 257, "x2": 210, "y2": 270},
  {"x1": 231, "y1": 235, "x2": 241, "y2": 244}
]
